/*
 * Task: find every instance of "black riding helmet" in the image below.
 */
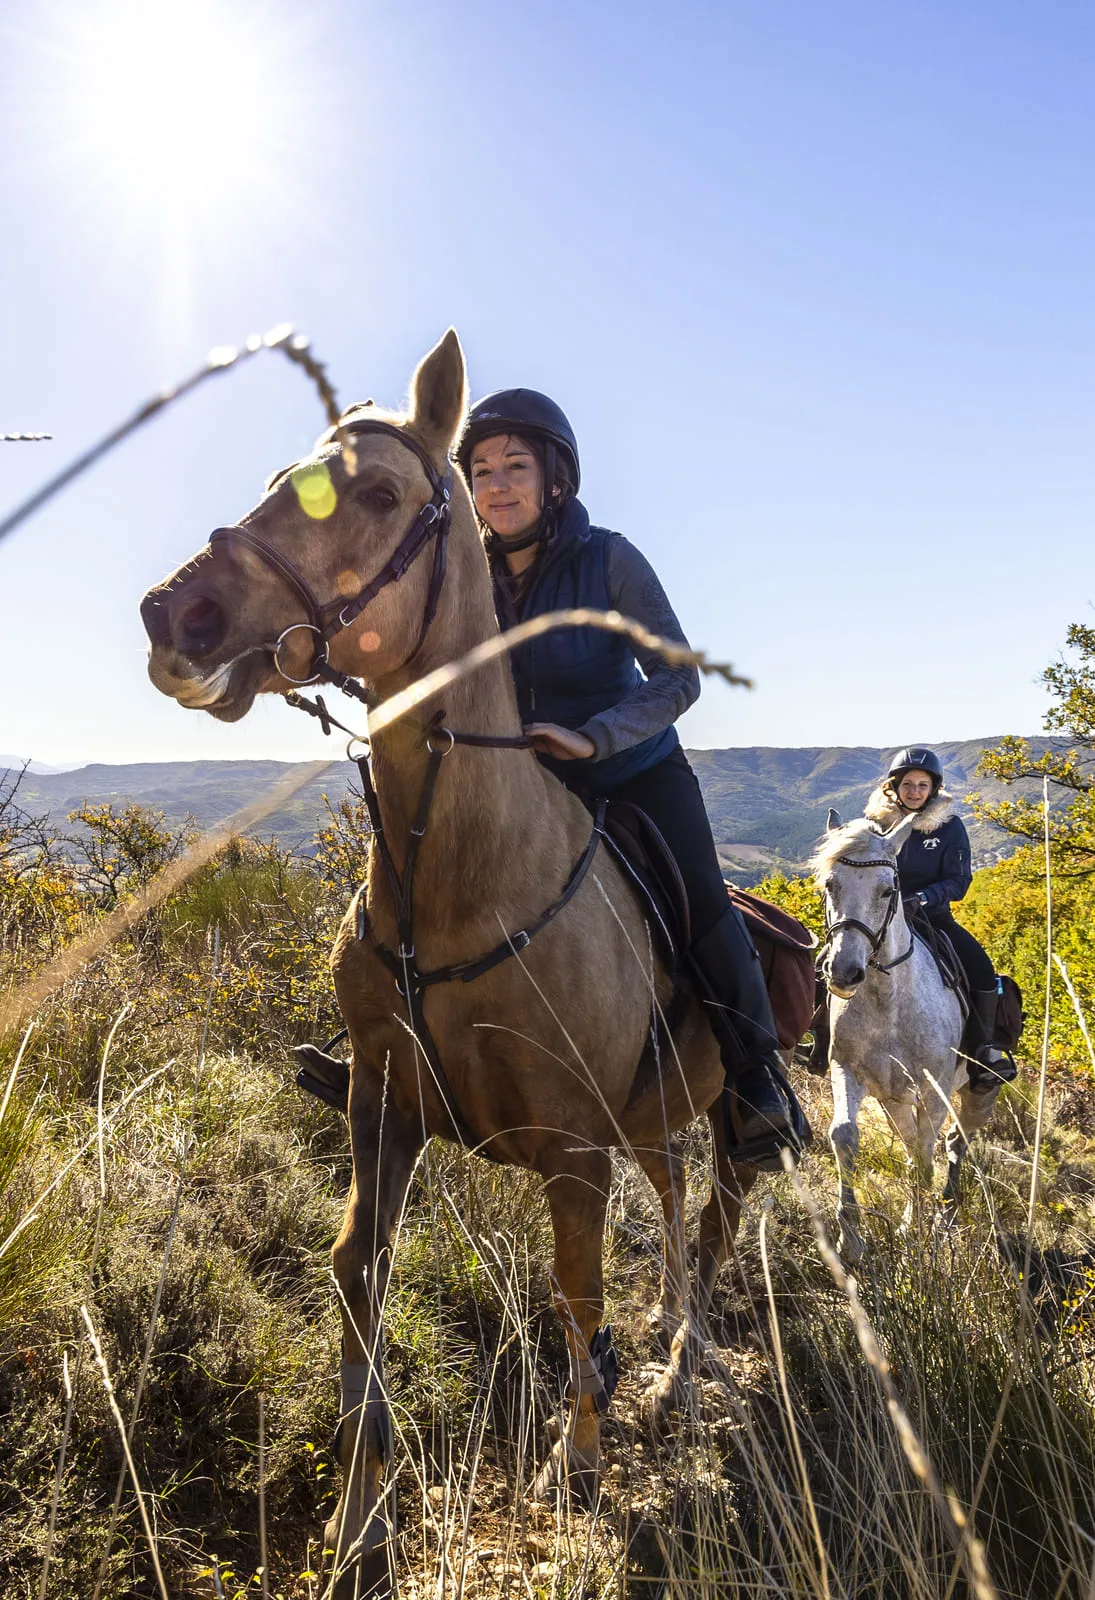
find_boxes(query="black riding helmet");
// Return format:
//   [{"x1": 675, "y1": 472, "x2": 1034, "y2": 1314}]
[
  {"x1": 887, "y1": 746, "x2": 944, "y2": 793},
  {"x1": 456, "y1": 388, "x2": 581, "y2": 502}
]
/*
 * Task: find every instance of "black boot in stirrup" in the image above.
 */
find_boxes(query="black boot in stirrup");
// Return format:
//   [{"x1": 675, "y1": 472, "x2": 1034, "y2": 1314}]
[
  {"x1": 690, "y1": 907, "x2": 813, "y2": 1172},
  {"x1": 964, "y1": 988, "x2": 1018, "y2": 1094}
]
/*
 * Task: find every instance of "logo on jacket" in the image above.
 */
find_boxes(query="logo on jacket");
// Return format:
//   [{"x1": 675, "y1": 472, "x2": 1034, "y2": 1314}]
[{"x1": 922, "y1": 838, "x2": 940, "y2": 850}]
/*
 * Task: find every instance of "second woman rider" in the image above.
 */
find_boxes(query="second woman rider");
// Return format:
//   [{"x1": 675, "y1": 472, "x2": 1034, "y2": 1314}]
[{"x1": 457, "y1": 388, "x2": 809, "y2": 1171}]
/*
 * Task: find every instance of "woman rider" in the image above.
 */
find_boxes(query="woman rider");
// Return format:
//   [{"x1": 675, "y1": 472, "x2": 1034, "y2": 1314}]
[
  {"x1": 456, "y1": 388, "x2": 810, "y2": 1171},
  {"x1": 807, "y1": 747, "x2": 1015, "y2": 1090}
]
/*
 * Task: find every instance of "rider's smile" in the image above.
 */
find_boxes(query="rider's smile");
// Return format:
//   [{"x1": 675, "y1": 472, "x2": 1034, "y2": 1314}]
[{"x1": 470, "y1": 434, "x2": 547, "y2": 542}]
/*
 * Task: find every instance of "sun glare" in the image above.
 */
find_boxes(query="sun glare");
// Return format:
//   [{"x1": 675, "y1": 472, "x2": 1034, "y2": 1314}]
[{"x1": 55, "y1": 0, "x2": 293, "y2": 222}]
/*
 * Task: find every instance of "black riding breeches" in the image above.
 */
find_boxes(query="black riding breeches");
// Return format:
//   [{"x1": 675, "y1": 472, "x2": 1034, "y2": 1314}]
[
  {"x1": 588, "y1": 746, "x2": 731, "y2": 941},
  {"x1": 931, "y1": 912, "x2": 995, "y2": 992}
]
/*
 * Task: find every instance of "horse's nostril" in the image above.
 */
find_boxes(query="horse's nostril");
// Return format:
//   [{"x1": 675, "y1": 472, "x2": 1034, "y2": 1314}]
[{"x1": 177, "y1": 594, "x2": 228, "y2": 658}]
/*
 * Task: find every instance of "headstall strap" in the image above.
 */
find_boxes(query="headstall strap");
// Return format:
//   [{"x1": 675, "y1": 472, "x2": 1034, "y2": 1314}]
[{"x1": 823, "y1": 853, "x2": 914, "y2": 974}]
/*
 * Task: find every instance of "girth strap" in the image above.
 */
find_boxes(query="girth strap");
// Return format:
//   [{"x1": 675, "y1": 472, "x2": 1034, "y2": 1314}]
[{"x1": 361, "y1": 798, "x2": 606, "y2": 992}]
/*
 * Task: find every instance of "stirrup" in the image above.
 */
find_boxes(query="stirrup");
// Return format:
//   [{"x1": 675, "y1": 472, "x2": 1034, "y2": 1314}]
[
  {"x1": 723, "y1": 1064, "x2": 813, "y2": 1173},
  {"x1": 792, "y1": 1031, "x2": 829, "y2": 1077},
  {"x1": 967, "y1": 1049, "x2": 1018, "y2": 1094},
  {"x1": 293, "y1": 1041, "x2": 350, "y2": 1113}
]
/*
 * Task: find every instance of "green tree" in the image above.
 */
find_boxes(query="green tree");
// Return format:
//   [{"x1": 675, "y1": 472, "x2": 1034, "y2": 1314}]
[
  {"x1": 67, "y1": 801, "x2": 192, "y2": 907},
  {"x1": 973, "y1": 622, "x2": 1095, "y2": 873}
]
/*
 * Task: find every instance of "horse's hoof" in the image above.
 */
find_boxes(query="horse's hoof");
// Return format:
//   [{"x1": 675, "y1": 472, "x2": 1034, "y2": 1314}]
[
  {"x1": 642, "y1": 1365, "x2": 688, "y2": 1437},
  {"x1": 530, "y1": 1436, "x2": 600, "y2": 1507},
  {"x1": 646, "y1": 1303, "x2": 681, "y2": 1356},
  {"x1": 324, "y1": 1512, "x2": 393, "y2": 1600}
]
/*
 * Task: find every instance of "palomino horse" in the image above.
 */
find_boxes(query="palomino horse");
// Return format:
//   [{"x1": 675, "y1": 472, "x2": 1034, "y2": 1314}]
[
  {"x1": 811, "y1": 812, "x2": 1001, "y2": 1262},
  {"x1": 141, "y1": 331, "x2": 768, "y2": 1598}
]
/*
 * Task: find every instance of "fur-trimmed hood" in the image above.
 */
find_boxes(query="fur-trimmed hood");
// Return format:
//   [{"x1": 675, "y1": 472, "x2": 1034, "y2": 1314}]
[{"x1": 864, "y1": 783, "x2": 956, "y2": 835}]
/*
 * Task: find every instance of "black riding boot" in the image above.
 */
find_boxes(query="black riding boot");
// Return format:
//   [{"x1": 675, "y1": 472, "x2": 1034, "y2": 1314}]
[
  {"x1": 691, "y1": 906, "x2": 812, "y2": 1172},
  {"x1": 964, "y1": 988, "x2": 1018, "y2": 1093}
]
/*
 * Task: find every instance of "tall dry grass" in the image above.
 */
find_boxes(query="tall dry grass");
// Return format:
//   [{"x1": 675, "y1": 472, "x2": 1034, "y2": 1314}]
[{"x1": 1, "y1": 803, "x2": 1094, "y2": 1598}]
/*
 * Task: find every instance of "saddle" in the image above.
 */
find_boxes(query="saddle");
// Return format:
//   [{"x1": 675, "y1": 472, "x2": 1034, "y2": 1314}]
[
  {"x1": 904, "y1": 905, "x2": 969, "y2": 1019},
  {"x1": 601, "y1": 802, "x2": 817, "y2": 1050}
]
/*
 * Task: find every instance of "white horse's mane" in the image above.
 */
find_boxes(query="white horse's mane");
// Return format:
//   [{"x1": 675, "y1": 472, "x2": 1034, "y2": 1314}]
[{"x1": 810, "y1": 816, "x2": 897, "y2": 887}]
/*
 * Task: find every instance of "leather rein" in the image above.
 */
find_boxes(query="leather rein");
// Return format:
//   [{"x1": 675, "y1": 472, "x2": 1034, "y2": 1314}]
[
  {"x1": 821, "y1": 854, "x2": 914, "y2": 977},
  {"x1": 214, "y1": 417, "x2": 605, "y2": 1152}
]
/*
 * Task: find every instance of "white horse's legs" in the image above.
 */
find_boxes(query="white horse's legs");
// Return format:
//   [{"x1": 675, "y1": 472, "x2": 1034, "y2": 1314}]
[
  {"x1": 829, "y1": 1064, "x2": 868, "y2": 1262},
  {"x1": 943, "y1": 1080, "x2": 1000, "y2": 1207},
  {"x1": 888, "y1": 1095, "x2": 939, "y2": 1232}
]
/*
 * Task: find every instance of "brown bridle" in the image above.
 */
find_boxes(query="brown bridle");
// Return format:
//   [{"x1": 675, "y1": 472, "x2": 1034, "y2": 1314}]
[{"x1": 209, "y1": 418, "x2": 453, "y2": 688}]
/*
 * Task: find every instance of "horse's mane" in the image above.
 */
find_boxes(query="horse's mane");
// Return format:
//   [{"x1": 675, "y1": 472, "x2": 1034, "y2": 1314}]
[{"x1": 809, "y1": 816, "x2": 896, "y2": 887}]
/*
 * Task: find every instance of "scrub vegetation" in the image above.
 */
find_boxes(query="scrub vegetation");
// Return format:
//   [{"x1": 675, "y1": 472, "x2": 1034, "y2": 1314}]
[{"x1": 3, "y1": 626, "x2": 1095, "y2": 1598}]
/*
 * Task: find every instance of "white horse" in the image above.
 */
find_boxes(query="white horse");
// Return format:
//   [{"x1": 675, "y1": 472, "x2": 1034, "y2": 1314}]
[{"x1": 810, "y1": 811, "x2": 1001, "y2": 1261}]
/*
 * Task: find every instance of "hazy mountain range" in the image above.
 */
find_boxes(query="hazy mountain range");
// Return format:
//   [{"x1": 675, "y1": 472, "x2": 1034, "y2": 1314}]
[{"x1": 3, "y1": 738, "x2": 1048, "y2": 883}]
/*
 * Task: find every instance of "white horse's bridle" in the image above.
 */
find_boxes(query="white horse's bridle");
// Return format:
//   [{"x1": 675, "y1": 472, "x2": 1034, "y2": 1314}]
[{"x1": 821, "y1": 854, "x2": 915, "y2": 992}]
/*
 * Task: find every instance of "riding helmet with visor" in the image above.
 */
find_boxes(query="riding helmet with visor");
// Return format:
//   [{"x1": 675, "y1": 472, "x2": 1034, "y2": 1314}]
[{"x1": 887, "y1": 746, "x2": 944, "y2": 793}]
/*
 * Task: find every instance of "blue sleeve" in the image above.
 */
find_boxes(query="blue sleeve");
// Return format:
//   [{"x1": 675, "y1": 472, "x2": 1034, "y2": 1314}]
[
  {"x1": 574, "y1": 536, "x2": 700, "y2": 760},
  {"x1": 920, "y1": 819, "x2": 972, "y2": 910}
]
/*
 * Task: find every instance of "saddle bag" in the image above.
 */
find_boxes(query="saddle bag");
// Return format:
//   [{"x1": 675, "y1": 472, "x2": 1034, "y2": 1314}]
[
  {"x1": 727, "y1": 886, "x2": 818, "y2": 1050},
  {"x1": 994, "y1": 975, "x2": 1025, "y2": 1052}
]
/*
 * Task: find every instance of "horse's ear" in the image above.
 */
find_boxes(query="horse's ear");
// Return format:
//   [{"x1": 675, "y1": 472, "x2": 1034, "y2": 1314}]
[
  {"x1": 827, "y1": 808, "x2": 843, "y2": 832},
  {"x1": 409, "y1": 328, "x2": 467, "y2": 453},
  {"x1": 883, "y1": 812, "x2": 918, "y2": 850}
]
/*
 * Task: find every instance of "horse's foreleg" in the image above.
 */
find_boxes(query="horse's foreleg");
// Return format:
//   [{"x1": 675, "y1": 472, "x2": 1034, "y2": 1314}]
[
  {"x1": 890, "y1": 1088, "x2": 947, "y2": 1234},
  {"x1": 632, "y1": 1136, "x2": 687, "y2": 1349},
  {"x1": 532, "y1": 1150, "x2": 612, "y2": 1505},
  {"x1": 647, "y1": 1103, "x2": 758, "y2": 1425},
  {"x1": 943, "y1": 1080, "x2": 998, "y2": 1208},
  {"x1": 326, "y1": 1062, "x2": 422, "y2": 1600},
  {"x1": 830, "y1": 1064, "x2": 867, "y2": 1263}
]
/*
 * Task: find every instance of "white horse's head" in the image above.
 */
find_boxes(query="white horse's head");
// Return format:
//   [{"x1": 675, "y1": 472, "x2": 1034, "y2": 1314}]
[{"x1": 811, "y1": 812, "x2": 917, "y2": 997}]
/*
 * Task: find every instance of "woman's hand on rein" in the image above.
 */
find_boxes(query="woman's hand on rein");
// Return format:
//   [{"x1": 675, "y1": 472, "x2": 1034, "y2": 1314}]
[{"x1": 523, "y1": 723, "x2": 596, "y2": 761}]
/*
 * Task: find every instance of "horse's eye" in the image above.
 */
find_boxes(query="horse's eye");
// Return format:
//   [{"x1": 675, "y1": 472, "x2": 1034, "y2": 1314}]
[{"x1": 356, "y1": 485, "x2": 397, "y2": 512}]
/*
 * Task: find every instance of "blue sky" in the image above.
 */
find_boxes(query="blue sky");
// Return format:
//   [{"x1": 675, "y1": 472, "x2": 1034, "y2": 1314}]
[{"x1": 2, "y1": 1, "x2": 1092, "y2": 765}]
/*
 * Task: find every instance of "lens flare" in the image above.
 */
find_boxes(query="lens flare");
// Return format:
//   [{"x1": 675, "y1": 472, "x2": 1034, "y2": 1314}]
[{"x1": 292, "y1": 462, "x2": 337, "y2": 520}]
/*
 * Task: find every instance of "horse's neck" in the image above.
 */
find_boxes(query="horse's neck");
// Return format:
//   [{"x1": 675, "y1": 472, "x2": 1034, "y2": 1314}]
[{"x1": 365, "y1": 538, "x2": 577, "y2": 932}]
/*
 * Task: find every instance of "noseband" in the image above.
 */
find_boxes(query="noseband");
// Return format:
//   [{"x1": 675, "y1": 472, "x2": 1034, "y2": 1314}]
[
  {"x1": 208, "y1": 419, "x2": 453, "y2": 684},
  {"x1": 821, "y1": 854, "x2": 914, "y2": 977}
]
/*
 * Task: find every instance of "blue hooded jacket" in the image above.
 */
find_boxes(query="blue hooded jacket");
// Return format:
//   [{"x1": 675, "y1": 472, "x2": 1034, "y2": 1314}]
[{"x1": 490, "y1": 498, "x2": 687, "y2": 789}]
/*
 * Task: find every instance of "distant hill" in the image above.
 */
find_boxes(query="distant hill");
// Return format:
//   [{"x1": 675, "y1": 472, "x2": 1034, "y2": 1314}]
[{"x1": 3, "y1": 738, "x2": 1052, "y2": 883}]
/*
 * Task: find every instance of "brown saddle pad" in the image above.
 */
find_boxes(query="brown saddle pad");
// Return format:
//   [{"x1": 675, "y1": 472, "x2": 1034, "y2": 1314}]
[{"x1": 728, "y1": 886, "x2": 818, "y2": 1050}]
